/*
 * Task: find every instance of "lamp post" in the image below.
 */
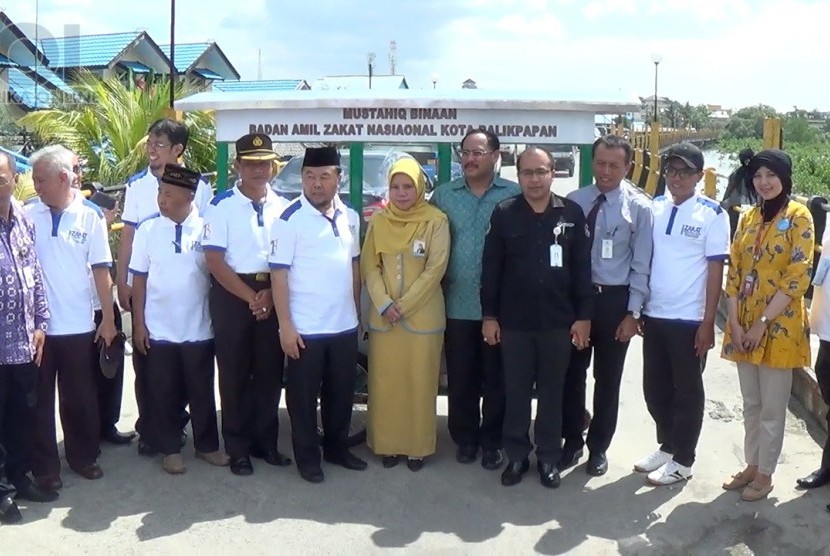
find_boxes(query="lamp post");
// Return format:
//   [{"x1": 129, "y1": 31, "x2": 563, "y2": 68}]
[
  {"x1": 431, "y1": 74, "x2": 438, "y2": 89},
  {"x1": 367, "y1": 52, "x2": 376, "y2": 90},
  {"x1": 651, "y1": 53, "x2": 662, "y2": 123},
  {"x1": 169, "y1": 0, "x2": 176, "y2": 110}
]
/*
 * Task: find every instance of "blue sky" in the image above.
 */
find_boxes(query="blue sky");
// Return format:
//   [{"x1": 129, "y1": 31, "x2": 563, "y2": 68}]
[{"x1": 7, "y1": 0, "x2": 830, "y2": 111}]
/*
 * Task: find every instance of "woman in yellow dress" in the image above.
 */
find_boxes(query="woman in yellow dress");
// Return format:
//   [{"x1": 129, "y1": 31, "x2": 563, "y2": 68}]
[
  {"x1": 361, "y1": 157, "x2": 450, "y2": 471},
  {"x1": 721, "y1": 149, "x2": 814, "y2": 501}
]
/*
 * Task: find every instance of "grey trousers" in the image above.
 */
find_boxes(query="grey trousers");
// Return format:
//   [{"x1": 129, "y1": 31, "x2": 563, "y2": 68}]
[{"x1": 736, "y1": 362, "x2": 793, "y2": 475}]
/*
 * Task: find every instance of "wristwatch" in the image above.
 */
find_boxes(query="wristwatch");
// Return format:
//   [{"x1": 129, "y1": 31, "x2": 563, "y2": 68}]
[
  {"x1": 628, "y1": 310, "x2": 641, "y2": 320},
  {"x1": 759, "y1": 315, "x2": 770, "y2": 326}
]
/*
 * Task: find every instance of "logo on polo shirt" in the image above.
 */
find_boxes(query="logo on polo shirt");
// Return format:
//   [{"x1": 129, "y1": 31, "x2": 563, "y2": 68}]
[
  {"x1": 202, "y1": 223, "x2": 211, "y2": 240},
  {"x1": 68, "y1": 229, "x2": 88, "y2": 244},
  {"x1": 270, "y1": 238, "x2": 278, "y2": 255},
  {"x1": 680, "y1": 224, "x2": 702, "y2": 239}
]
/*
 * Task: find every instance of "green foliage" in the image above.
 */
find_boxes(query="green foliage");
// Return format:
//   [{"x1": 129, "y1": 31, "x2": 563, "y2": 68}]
[
  {"x1": 784, "y1": 117, "x2": 822, "y2": 144},
  {"x1": 721, "y1": 105, "x2": 780, "y2": 140},
  {"x1": 718, "y1": 138, "x2": 830, "y2": 196},
  {"x1": 16, "y1": 70, "x2": 216, "y2": 186}
]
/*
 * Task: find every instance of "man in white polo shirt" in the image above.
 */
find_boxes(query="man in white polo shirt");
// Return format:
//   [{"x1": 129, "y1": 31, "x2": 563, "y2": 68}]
[
  {"x1": 129, "y1": 164, "x2": 228, "y2": 475},
  {"x1": 202, "y1": 133, "x2": 290, "y2": 477},
  {"x1": 635, "y1": 143, "x2": 729, "y2": 486},
  {"x1": 26, "y1": 145, "x2": 117, "y2": 485},
  {"x1": 270, "y1": 146, "x2": 365, "y2": 484},
  {"x1": 116, "y1": 118, "x2": 211, "y2": 455}
]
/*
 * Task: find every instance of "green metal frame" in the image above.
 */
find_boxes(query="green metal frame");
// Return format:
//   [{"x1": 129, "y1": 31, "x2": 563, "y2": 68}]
[
  {"x1": 578, "y1": 144, "x2": 593, "y2": 187},
  {"x1": 349, "y1": 142, "x2": 364, "y2": 220},
  {"x1": 437, "y1": 143, "x2": 452, "y2": 185},
  {"x1": 216, "y1": 142, "x2": 229, "y2": 192}
]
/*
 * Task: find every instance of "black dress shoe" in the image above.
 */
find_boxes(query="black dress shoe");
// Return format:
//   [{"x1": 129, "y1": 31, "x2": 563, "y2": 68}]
[
  {"x1": 251, "y1": 447, "x2": 293, "y2": 467},
  {"x1": 299, "y1": 467, "x2": 325, "y2": 483},
  {"x1": 481, "y1": 449, "x2": 504, "y2": 470},
  {"x1": 0, "y1": 496, "x2": 22, "y2": 524},
  {"x1": 229, "y1": 456, "x2": 254, "y2": 476},
  {"x1": 538, "y1": 462, "x2": 562, "y2": 489},
  {"x1": 382, "y1": 455, "x2": 401, "y2": 468},
  {"x1": 101, "y1": 428, "x2": 136, "y2": 445},
  {"x1": 456, "y1": 445, "x2": 478, "y2": 464},
  {"x1": 34, "y1": 475, "x2": 62, "y2": 492},
  {"x1": 72, "y1": 463, "x2": 104, "y2": 480},
  {"x1": 137, "y1": 438, "x2": 158, "y2": 457},
  {"x1": 558, "y1": 448, "x2": 584, "y2": 471},
  {"x1": 323, "y1": 450, "x2": 368, "y2": 471},
  {"x1": 796, "y1": 468, "x2": 830, "y2": 489},
  {"x1": 501, "y1": 459, "x2": 530, "y2": 486},
  {"x1": 15, "y1": 483, "x2": 59, "y2": 503},
  {"x1": 407, "y1": 458, "x2": 425, "y2": 472},
  {"x1": 586, "y1": 452, "x2": 608, "y2": 476}
]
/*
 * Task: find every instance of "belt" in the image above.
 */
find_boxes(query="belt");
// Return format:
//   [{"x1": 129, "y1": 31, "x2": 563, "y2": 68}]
[
  {"x1": 238, "y1": 272, "x2": 270, "y2": 283},
  {"x1": 593, "y1": 284, "x2": 628, "y2": 294}
]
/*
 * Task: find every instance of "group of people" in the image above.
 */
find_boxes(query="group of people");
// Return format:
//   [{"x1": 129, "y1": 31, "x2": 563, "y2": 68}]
[{"x1": 0, "y1": 118, "x2": 828, "y2": 524}]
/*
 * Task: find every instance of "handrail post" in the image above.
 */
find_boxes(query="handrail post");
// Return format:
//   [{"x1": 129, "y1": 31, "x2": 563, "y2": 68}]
[{"x1": 703, "y1": 168, "x2": 717, "y2": 199}]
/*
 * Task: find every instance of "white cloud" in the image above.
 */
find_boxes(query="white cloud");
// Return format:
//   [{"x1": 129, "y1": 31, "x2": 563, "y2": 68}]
[{"x1": 582, "y1": 0, "x2": 637, "y2": 20}]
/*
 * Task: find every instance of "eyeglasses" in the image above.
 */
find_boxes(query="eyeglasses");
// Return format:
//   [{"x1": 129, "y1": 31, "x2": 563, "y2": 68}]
[
  {"x1": 72, "y1": 165, "x2": 82, "y2": 173},
  {"x1": 146, "y1": 141, "x2": 171, "y2": 151},
  {"x1": 663, "y1": 167, "x2": 698, "y2": 178},
  {"x1": 460, "y1": 149, "x2": 493, "y2": 158},
  {"x1": 519, "y1": 168, "x2": 552, "y2": 178},
  {"x1": 0, "y1": 178, "x2": 10, "y2": 186}
]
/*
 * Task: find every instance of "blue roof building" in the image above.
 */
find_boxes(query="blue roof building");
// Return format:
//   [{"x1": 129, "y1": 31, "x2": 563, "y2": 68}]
[
  {"x1": 39, "y1": 31, "x2": 171, "y2": 78},
  {"x1": 213, "y1": 79, "x2": 310, "y2": 92},
  {"x1": 158, "y1": 42, "x2": 240, "y2": 87}
]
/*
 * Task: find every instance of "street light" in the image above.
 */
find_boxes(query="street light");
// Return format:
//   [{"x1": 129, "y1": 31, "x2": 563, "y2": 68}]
[
  {"x1": 651, "y1": 53, "x2": 662, "y2": 124},
  {"x1": 431, "y1": 73, "x2": 438, "y2": 89},
  {"x1": 367, "y1": 52, "x2": 376, "y2": 90}
]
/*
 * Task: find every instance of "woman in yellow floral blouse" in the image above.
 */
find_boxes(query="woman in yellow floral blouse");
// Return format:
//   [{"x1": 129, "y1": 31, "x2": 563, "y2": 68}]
[{"x1": 721, "y1": 149, "x2": 814, "y2": 501}]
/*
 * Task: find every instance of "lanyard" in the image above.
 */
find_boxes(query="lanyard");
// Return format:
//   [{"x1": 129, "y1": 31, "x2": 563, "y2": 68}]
[{"x1": 751, "y1": 206, "x2": 786, "y2": 263}]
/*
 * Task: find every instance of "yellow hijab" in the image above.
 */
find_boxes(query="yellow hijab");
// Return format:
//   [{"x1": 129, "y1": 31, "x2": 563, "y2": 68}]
[{"x1": 371, "y1": 157, "x2": 445, "y2": 255}]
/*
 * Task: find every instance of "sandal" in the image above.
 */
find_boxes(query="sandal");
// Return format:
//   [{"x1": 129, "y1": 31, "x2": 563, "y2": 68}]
[
  {"x1": 741, "y1": 481, "x2": 773, "y2": 501},
  {"x1": 722, "y1": 470, "x2": 754, "y2": 491}
]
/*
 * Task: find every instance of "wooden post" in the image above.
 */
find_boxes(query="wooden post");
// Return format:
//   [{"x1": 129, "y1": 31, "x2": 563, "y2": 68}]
[
  {"x1": 703, "y1": 168, "x2": 718, "y2": 199},
  {"x1": 763, "y1": 117, "x2": 782, "y2": 149}
]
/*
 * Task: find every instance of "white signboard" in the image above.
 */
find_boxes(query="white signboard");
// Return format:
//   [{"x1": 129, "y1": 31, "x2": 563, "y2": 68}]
[{"x1": 216, "y1": 108, "x2": 596, "y2": 144}]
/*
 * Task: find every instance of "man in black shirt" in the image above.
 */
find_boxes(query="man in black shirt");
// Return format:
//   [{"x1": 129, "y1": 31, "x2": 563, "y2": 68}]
[{"x1": 481, "y1": 147, "x2": 594, "y2": 489}]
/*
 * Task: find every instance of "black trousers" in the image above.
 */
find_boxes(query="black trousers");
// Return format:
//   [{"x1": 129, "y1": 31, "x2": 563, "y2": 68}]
[
  {"x1": 93, "y1": 304, "x2": 124, "y2": 434},
  {"x1": 32, "y1": 333, "x2": 99, "y2": 477},
  {"x1": 131, "y1": 306, "x2": 189, "y2": 443},
  {"x1": 145, "y1": 340, "x2": 218, "y2": 455},
  {"x1": 444, "y1": 318, "x2": 504, "y2": 451},
  {"x1": 562, "y1": 286, "x2": 631, "y2": 453},
  {"x1": 210, "y1": 276, "x2": 284, "y2": 459},
  {"x1": 814, "y1": 340, "x2": 830, "y2": 469},
  {"x1": 0, "y1": 362, "x2": 38, "y2": 494},
  {"x1": 501, "y1": 329, "x2": 571, "y2": 464},
  {"x1": 286, "y1": 330, "x2": 358, "y2": 471},
  {"x1": 642, "y1": 316, "x2": 706, "y2": 467}
]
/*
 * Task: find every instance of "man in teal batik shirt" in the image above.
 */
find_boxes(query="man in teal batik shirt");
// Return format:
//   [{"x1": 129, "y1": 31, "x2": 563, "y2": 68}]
[{"x1": 431, "y1": 129, "x2": 520, "y2": 470}]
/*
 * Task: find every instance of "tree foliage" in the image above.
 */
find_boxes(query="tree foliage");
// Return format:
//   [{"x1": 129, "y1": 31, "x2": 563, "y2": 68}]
[
  {"x1": 16, "y1": 70, "x2": 216, "y2": 185},
  {"x1": 721, "y1": 105, "x2": 780, "y2": 140}
]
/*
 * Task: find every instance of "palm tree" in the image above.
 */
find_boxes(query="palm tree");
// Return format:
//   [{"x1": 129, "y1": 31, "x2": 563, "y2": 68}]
[{"x1": 17, "y1": 70, "x2": 216, "y2": 185}]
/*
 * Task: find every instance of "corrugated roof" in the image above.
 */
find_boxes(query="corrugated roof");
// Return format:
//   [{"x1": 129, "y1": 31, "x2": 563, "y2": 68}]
[
  {"x1": 0, "y1": 52, "x2": 18, "y2": 67},
  {"x1": 313, "y1": 75, "x2": 409, "y2": 91},
  {"x1": 158, "y1": 43, "x2": 210, "y2": 72},
  {"x1": 194, "y1": 68, "x2": 225, "y2": 80},
  {"x1": 7, "y1": 68, "x2": 54, "y2": 109},
  {"x1": 119, "y1": 60, "x2": 151, "y2": 73},
  {"x1": 213, "y1": 79, "x2": 307, "y2": 92},
  {"x1": 40, "y1": 32, "x2": 140, "y2": 68}
]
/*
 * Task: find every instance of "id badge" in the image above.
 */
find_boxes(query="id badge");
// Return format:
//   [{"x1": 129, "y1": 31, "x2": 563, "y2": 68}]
[
  {"x1": 413, "y1": 239, "x2": 426, "y2": 257},
  {"x1": 550, "y1": 244, "x2": 563, "y2": 268},
  {"x1": 741, "y1": 270, "x2": 757, "y2": 298},
  {"x1": 601, "y1": 239, "x2": 613, "y2": 259},
  {"x1": 813, "y1": 257, "x2": 830, "y2": 286},
  {"x1": 22, "y1": 267, "x2": 35, "y2": 288}
]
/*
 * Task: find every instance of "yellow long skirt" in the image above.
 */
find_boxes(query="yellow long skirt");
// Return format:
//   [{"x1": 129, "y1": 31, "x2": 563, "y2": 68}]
[{"x1": 366, "y1": 327, "x2": 442, "y2": 458}]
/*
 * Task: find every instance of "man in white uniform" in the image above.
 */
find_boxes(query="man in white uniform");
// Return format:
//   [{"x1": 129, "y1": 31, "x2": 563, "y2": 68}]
[
  {"x1": 26, "y1": 145, "x2": 117, "y2": 485},
  {"x1": 130, "y1": 164, "x2": 228, "y2": 475},
  {"x1": 270, "y1": 146, "x2": 366, "y2": 484},
  {"x1": 116, "y1": 118, "x2": 211, "y2": 454},
  {"x1": 635, "y1": 143, "x2": 729, "y2": 486},
  {"x1": 202, "y1": 133, "x2": 290, "y2": 476}
]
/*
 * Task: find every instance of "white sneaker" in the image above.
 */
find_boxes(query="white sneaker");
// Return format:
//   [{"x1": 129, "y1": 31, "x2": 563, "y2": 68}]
[
  {"x1": 633, "y1": 449, "x2": 672, "y2": 473},
  {"x1": 647, "y1": 460, "x2": 692, "y2": 486}
]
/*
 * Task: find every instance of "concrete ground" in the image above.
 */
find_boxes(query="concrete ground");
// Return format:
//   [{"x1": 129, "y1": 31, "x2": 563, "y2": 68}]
[{"x1": 5, "y1": 159, "x2": 830, "y2": 553}]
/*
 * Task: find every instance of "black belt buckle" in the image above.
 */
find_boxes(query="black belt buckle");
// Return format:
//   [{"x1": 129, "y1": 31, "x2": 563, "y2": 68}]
[{"x1": 255, "y1": 272, "x2": 269, "y2": 283}]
